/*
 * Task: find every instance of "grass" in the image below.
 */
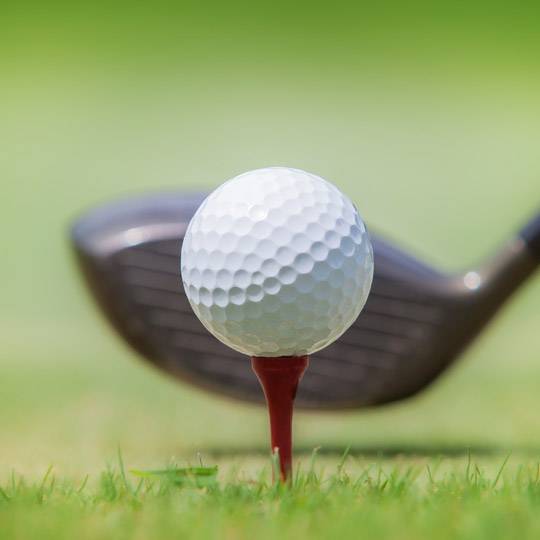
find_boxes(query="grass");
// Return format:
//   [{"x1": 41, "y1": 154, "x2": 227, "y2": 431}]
[
  {"x1": 4, "y1": 451, "x2": 540, "y2": 540},
  {"x1": 2, "y1": 307, "x2": 539, "y2": 538}
]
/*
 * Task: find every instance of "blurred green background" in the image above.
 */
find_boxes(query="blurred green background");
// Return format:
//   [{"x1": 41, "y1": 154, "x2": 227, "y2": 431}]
[{"x1": 1, "y1": 2, "x2": 539, "y2": 476}]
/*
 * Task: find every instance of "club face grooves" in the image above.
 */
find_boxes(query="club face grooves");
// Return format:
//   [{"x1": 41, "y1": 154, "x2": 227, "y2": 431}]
[{"x1": 70, "y1": 193, "x2": 537, "y2": 410}]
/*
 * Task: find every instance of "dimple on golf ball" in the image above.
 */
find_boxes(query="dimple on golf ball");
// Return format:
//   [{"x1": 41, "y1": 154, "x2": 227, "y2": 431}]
[{"x1": 181, "y1": 167, "x2": 374, "y2": 357}]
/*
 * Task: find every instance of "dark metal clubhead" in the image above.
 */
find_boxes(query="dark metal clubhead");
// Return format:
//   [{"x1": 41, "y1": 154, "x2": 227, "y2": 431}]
[{"x1": 70, "y1": 192, "x2": 539, "y2": 410}]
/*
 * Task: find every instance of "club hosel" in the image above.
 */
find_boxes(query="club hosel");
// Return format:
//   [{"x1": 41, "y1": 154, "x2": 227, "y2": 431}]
[
  {"x1": 465, "y1": 236, "x2": 539, "y2": 307},
  {"x1": 519, "y1": 211, "x2": 540, "y2": 261}
]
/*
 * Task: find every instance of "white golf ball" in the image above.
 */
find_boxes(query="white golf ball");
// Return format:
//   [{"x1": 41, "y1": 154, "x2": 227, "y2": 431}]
[{"x1": 181, "y1": 167, "x2": 373, "y2": 357}]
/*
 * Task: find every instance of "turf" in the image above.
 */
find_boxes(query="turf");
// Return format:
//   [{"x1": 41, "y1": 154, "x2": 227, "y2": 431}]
[
  {"x1": 3, "y1": 313, "x2": 540, "y2": 540},
  {"x1": 4, "y1": 452, "x2": 540, "y2": 540}
]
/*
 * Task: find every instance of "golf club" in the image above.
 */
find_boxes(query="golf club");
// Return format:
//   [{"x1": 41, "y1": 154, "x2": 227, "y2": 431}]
[{"x1": 70, "y1": 192, "x2": 539, "y2": 409}]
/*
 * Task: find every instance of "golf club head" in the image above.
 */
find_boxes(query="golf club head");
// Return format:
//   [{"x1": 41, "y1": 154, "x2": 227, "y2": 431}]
[{"x1": 71, "y1": 192, "x2": 539, "y2": 409}]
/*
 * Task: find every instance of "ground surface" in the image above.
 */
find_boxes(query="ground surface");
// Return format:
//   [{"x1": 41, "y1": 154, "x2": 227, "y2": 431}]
[
  {"x1": 4, "y1": 452, "x2": 540, "y2": 540},
  {"x1": 1, "y1": 4, "x2": 540, "y2": 539}
]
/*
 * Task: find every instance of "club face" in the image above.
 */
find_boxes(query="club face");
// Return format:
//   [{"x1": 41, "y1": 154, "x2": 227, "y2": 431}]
[{"x1": 71, "y1": 192, "x2": 482, "y2": 410}]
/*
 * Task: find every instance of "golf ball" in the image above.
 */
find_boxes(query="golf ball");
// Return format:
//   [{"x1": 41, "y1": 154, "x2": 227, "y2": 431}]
[{"x1": 181, "y1": 167, "x2": 373, "y2": 357}]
